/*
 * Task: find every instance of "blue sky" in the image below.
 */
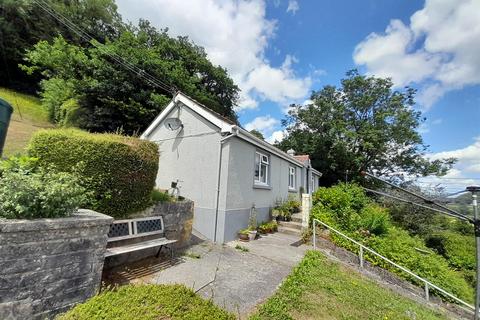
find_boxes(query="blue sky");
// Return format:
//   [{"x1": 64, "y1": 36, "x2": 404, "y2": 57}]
[{"x1": 117, "y1": 0, "x2": 480, "y2": 190}]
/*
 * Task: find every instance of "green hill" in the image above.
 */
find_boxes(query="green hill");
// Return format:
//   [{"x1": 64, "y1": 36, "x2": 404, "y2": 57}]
[
  {"x1": 0, "y1": 88, "x2": 53, "y2": 156},
  {"x1": 252, "y1": 251, "x2": 451, "y2": 320}
]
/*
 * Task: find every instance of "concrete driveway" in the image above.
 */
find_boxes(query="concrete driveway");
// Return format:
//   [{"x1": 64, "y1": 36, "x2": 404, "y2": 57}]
[{"x1": 105, "y1": 232, "x2": 310, "y2": 318}]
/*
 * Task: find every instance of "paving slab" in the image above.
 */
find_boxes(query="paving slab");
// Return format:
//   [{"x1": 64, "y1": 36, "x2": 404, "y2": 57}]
[{"x1": 104, "y1": 232, "x2": 310, "y2": 318}]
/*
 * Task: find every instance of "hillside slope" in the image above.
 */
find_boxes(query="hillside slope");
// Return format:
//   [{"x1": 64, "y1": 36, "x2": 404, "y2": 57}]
[
  {"x1": 252, "y1": 251, "x2": 451, "y2": 320},
  {"x1": 0, "y1": 88, "x2": 53, "y2": 156}
]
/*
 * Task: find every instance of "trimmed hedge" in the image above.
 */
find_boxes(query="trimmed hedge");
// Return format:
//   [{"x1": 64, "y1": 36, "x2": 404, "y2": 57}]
[
  {"x1": 28, "y1": 129, "x2": 159, "y2": 218},
  {"x1": 58, "y1": 284, "x2": 234, "y2": 320}
]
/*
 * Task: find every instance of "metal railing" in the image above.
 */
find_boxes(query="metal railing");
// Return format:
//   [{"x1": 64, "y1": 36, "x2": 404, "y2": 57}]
[{"x1": 312, "y1": 218, "x2": 475, "y2": 311}]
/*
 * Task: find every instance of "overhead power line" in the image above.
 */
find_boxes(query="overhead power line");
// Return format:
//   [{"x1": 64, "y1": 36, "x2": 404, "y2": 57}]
[
  {"x1": 363, "y1": 187, "x2": 472, "y2": 222},
  {"x1": 31, "y1": 0, "x2": 175, "y2": 95},
  {"x1": 362, "y1": 171, "x2": 467, "y2": 219}
]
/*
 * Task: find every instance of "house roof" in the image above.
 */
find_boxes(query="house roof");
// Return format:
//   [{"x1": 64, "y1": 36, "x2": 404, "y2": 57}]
[
  {"x1": 293, "y1": 155, "x2": 310, "y2": 163},
  {"x1": 141, "y1": 92, "x2": 321, "y2": 170}
]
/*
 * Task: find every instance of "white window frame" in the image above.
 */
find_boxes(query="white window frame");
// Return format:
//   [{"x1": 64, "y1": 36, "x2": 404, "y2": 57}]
[
  {"x1": 288, "y1": 166, "x2": 296, "y2": 190},
  {"x1": 254, "y1": 151, "x2": 270, "y2": 186}
]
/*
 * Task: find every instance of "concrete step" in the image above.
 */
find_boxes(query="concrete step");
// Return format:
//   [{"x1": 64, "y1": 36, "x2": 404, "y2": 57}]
[
  {"x1": 277, "y1": 226, "x2": 302, "y2": 236},
  {"x1": 277, "y1": 220, "x2": 303, "y2": 230},
  {"x1": 291, "y1": 214, "x2": 302, "y2": 223}
]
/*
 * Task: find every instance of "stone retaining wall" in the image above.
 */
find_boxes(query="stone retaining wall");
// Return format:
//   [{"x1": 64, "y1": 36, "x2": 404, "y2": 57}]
[
  {"x1": 0, "y1": 210, "x2": 112, "y2": 320},
  {"x1": 104, "y1": 200, "x2": 194, "y2": 269}
]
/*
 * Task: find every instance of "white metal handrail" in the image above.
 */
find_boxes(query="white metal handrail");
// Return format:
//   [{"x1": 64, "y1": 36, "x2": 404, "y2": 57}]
[{"x1": 312, "y1": 218, "x2": 475, "y2": 311}]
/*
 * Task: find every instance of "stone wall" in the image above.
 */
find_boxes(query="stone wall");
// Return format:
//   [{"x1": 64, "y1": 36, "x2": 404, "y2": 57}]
[
  {"x1": 150, "y1": 200, "x2": 194, "y2": 248},
  {"x1": 0, "y1": 210, "x2": 112, "y2": 320},
  {"x1": 104, "y1": 200, "x2": 194, "y2": 269}
]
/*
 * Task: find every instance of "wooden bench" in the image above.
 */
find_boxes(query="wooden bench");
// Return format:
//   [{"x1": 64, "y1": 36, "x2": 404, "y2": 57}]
[{"x1": 106, "y1": 217, "x2": 177, "y2": 258}]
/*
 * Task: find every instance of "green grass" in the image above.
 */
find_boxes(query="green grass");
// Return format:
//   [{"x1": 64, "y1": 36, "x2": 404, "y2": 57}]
[
  {"x1": 250, "y1": 251, "x2": 449, "y2": 320},
  {"x1": 0, "y1": 87, "x2": 53, "y2": 156},
  {"x1": 58, "y1": 284, "x2": 234, "y2": 320},
  {"x1": 235, "y1": 244, "x2": 249, "y2": 252}
]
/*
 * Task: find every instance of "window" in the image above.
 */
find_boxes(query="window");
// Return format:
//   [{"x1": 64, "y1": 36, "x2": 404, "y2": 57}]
[
  {"x1": 254, "y1": 151, "x2": 269, "y2": 185},
  {"x1": 288, "y1": 166, "x2": 296, "y2": 189}
]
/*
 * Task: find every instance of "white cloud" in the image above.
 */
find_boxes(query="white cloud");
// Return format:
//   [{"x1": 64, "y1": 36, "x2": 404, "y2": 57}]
[
  {"x1": 245, "y1": 55, "x2": 311, "y2": 104},
  {"x1": 286, "y1": 0, "x2": 299, "y2": 15},
  {"x1": 116, "y1": 0, "x2": 311, "y2": 111},
  {"x1": 266, "y1": 130, "x2": 286, "y2": 144},
  {"x1": 419, "y1": 136, "x2": 480, "y2": 190},
  {"x1": 245, "y1": 115, "x2": 279, "y2": 134},
  {"x1": 354, "y1": 0, "x2": 480, "y2": 109}
]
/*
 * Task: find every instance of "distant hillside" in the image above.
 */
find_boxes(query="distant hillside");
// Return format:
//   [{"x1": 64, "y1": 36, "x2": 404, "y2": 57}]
[{"x1": 0, "y1": 88, "x2": 53, "y2": 156}]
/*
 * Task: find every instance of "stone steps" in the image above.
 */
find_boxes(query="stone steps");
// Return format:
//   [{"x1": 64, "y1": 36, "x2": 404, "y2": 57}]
[
  {"x1": 277, "y1": 225, "x2": 302, "y2": 236},
  {"x1": 291, "y1": 214, "x2": 302, "y2": 223},
  {"x1": 277, "y1": 220, "x2": 302, "y2": 230}
]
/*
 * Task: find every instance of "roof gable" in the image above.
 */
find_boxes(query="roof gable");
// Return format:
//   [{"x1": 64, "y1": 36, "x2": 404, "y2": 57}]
[
  {"x1": 141, "y1": 92, "x2": 234, "y2": 139},
  {"x1": 141, "y1": 92, "x2": 318, "y2": 170}
]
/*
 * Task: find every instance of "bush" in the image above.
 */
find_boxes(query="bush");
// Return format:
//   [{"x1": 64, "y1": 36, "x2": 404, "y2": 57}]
[
  {"x1": 28, "y1": 129, "x2": 159, "y2": 218},
  {"x1": 359, "y1": 204, "x2": 391, "y2": 236},
  {"x1": 58, "y1": 284, "x2": 234, "y2": 320},
  {"x1": 0, "y1": 156, "x2": 86, "y2": 219},
  {"x1": 311, "y1": 183, "x2": 474, "y2": 303},
  {"x1": 426, "y1": 232, "x2": 475, "y2": 271},
  {"x1": 366, "y1": 228, "x2": 474, "y2": 302},
  {"x1": 151, "y1": 189, "x2": 173, "y2": 203}
]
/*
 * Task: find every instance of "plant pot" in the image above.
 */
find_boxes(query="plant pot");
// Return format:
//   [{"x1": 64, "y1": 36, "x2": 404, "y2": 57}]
[
  {"x1": 239, "y1": 233, "x2": 249, "y2": 241},
  {"x1": 248, "y1": 230, "x2": 257, "y2": 241}
]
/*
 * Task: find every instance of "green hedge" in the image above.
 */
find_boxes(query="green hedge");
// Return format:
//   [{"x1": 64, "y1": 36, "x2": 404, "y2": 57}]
[
  {"x1": 58, "y1": 284, "x2": 234, "y2": 320},
  {"x1": 28, "y1": 129, "x2": 159, "y2": 218}
]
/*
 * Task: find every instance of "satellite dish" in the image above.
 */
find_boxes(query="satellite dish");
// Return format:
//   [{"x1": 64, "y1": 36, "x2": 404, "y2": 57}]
[{"x1": 164, "y1": 118, "x2": 183, "y2": 131}]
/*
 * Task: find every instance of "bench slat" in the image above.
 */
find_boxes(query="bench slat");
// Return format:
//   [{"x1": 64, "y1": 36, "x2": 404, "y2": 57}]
[{"x1": 105, "y1": 238, "x2": 177, "y2": 257}]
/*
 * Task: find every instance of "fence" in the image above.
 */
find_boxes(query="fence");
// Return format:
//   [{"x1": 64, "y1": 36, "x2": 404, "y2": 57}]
[{"x1": 312, "y1": 218, "x2": 474, "y2": 311}]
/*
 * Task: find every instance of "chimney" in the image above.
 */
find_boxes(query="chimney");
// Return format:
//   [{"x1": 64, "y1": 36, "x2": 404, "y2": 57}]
[{"x1": 287, "y1": 149, "x2": 295, "y2": 156}]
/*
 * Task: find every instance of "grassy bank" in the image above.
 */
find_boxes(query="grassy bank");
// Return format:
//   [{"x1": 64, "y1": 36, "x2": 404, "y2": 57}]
[
  {"x1": 0, "y1": 88, "x2": 52, "y2": 156},
  {"x1": 251, "y1": 251, "x2": 449, "y2": 320},
  {"x1": 59, "y1": 284, "x2": 234, "y2": 320}
]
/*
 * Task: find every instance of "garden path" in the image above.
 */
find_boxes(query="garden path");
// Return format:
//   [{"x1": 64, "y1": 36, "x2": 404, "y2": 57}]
[{"x1": 105, "y1": 232, "x2": 310, "y2": 318}]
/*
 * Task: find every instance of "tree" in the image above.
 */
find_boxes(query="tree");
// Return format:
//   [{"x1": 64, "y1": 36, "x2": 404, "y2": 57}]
[
  {"x1": 249, "y1": 129, "x2": 264, "y2": 140},
  {"x1": 277, "y1": 70, "x2": 456, "y2": 186},
  {"x1": 0, "y1": 0, "x2": 122, "y2": 92},
  {"x1": 21, "y1": 20, "x2": 239, "y2": 133}
]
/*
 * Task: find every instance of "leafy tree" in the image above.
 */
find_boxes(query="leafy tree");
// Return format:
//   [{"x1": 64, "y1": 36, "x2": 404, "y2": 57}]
[
  {"x1": 277, "y1": 70, "x2": 455, "y2": 186},
  {"x1": 21, "y1": 21, "x2": 239, "y2": 133},
  {"x1": 249, "y1": 129, "x2": 264, "y2": 140},
  {"x1": 0, "y1": 0, "x2": 122, "y2": 91}
]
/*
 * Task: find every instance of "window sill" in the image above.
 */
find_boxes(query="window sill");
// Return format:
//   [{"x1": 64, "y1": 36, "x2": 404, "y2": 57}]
[
  {"x1": 253, "y1": 184, "x2": 271, "y2": 190},
  {"x1": 288, "y1": 188, "x2": 297, "y2": 193}
]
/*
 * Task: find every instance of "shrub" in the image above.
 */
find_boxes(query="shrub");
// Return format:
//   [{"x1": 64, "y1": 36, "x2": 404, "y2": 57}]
[
  {"x1": 28, "y1": 129, "x2": 159, "y2": 218},
  {"x1": 426, "y1": 232, "x2": 475, "y2": 271},
  {"x1": 311, "y1": 183, "x2": 474, "y2": 303},
  {"x1": 313, "y1": 182, "x2": 370, "y2": 211},
  {"x1": 0, "y1": 156, "x2": 86, "y2": 219},
  {"x1": 359, "y1": 204, "x2": 391, "y2": 236},
  {"x1": 151, "y1": 189, "x2": 173, "y2": 203},
  {"x1": 366, "y1": 229, "x2": 474, "y2": 302},
  {"x1": 58, "y1": 284, "x2": 234, "y2": 320}
]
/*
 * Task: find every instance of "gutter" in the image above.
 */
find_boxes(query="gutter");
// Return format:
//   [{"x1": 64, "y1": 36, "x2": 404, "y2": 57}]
[
  {"x1": 213, "y1": 129, "x2": 238, "y2": 243},
  {"x1": 232, "y1": 126, "x2": 304, "y2": 167}
]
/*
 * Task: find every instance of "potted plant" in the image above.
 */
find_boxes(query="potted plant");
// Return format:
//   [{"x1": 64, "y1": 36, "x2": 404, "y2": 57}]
[
  {"x1": 238, "y1": 228, "x2": 250, "y2": 241},
  {"x1": 248, "y1": 205, "x2": 258, "y2": 240}
]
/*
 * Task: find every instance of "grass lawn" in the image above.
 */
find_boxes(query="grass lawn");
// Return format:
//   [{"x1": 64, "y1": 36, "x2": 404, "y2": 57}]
[
  {"x1": 251, "y1": 251, "x2": 449, "y2": 320},
  {"x1": 59, "y1": 284, "x2": 235, "y2": 320},
  {"x1": 0, "y1": 87, "x2": 53, "y2": 156}
]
